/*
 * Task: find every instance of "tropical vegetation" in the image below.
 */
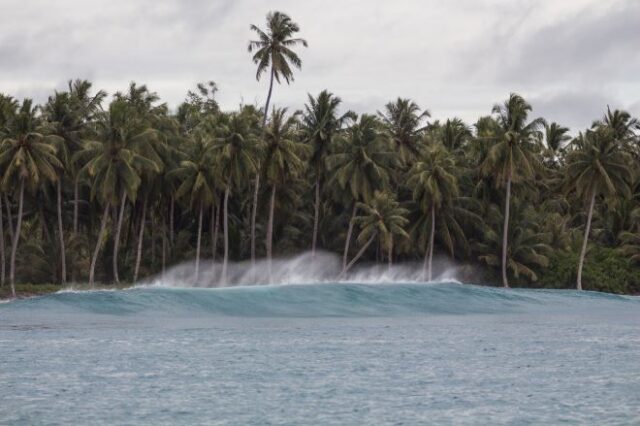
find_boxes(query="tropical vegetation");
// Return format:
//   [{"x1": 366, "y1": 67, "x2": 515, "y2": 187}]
[{"x1": 0, "y1": 11, "x2": 639, "y2": 298}]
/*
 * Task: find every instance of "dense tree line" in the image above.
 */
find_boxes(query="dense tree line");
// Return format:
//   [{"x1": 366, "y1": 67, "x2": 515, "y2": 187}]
[{"x1": 1, "y1": 12, "x2": 639, "y2": 298}]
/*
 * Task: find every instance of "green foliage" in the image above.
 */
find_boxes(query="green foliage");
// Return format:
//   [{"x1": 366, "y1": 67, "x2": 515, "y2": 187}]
[{"x1": 536, "y1": 247, "x2": 640, "y2": 294}]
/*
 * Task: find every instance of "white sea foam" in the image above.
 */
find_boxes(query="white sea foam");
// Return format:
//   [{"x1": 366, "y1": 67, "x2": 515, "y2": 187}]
[{"x1": 141, "y1": 251, "x2": 477, "y2": 288}]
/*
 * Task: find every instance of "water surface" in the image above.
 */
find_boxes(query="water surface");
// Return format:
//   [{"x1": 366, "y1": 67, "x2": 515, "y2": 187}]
[{"x1": 1, "y1": 282, "x2": 639, "y2": 425}]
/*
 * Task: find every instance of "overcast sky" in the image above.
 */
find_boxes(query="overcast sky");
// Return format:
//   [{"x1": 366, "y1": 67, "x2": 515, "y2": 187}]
[{"x1": 1, "y1": 0, "x2": 639, "y2": 131}]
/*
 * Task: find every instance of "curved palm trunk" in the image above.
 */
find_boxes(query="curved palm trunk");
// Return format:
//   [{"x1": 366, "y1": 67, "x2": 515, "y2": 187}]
[
  {"x1": 266, "y1": 185, "x2": 276, "y2": 283},
  {"x1": 8, "y1": 179, "x2": 24, "y2": 297},
  {"x1": 342, "y1": 233, "x2": 376, "y2": 276},
  {"x1": 342, "y1": 204, "x2": 358, "y2": 272},
  {"x1": 133, "y1": 197, "x2": 147, "y2": 283},
  {"x1": 73, "y1": 175, "x2": 79, "y2": 234},
  {"x1": 221, "y1": 188, "x2": 230, "y2": 285},
  {"x1": 195, "y1": 203, "x2": 203, "y2": 284},
  {"x1": 501, "y1": 174, "x2": 512, "y2": 288},
  {"x1": 251, "y1": 66, "x2": 276, "y2": 272},
  {"x1": 89, "y1": 202, "x2": 111, "y2": 287},
  {"x1": 312, "y1": 176, "x2": 320, "y2": 258},
  {"x1": 0, "y1": 194, "x2": 5, "y2": 286},
  {"x1": 577, "y1": 191, "x2": 596, "y2": 291},
  {"x1": 112, "y1": 190, "x2": 127, "y2": 284},
  {"x1": 56, "y1": 180, "x2": 67, "y2": 285},
  {"x1": 423, "y1": 206, "x2": 436, "y2": 281}
]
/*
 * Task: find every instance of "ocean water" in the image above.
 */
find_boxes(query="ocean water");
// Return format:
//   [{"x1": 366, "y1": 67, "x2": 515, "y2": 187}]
[{"x1": 1, "y1": 282, "x2": 639, "y2": 425}]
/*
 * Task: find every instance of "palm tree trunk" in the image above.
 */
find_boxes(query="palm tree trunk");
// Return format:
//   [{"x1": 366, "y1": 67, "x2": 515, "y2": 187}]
[
  {"x1": 425, "y1": 206, "x2": 436, "y2": 281},
  {"x1": 73, "y1": 175, "x2": 79, "y2": 234},
  {"x1": 89, "y1": 202, "x2": 111, "y2": 287},
  {"x1": 266, "y1": 185, "x2": 276, "y2": 283},
  {"x1": 312, "y1": 175, "x2": 320, "y2": 258},
  {"x1": 342, "y1": 203, "x2": 358, "y2": 272},
  {"x1": 222, "y1": 187, "x2": 230, "y2": 285},
  {"x1": 388, "y1": 234, "x2": 393, "y2": 270},
  {"x1": 343, "y1": 233, "x2": 376, "y2": 275},
  {"x1": 250, "y1": 66, "x2": 276, "y2": 273},
  {"x1": 133, "y1": 197, "x2": 147, "y2": 283},
  {"x1": 161, "y1": 215, "x2": 167, "y2": 277},
  {"x1": 195, "y1": 203, "x2": 204, "y2": 284},
  {"x1": 577, "y1": 191, "x2": 596, "y2": 291},
  {"x1": 8, "y1": 179, "x2": 24, "y2": 297},
  {"x1": 169, "y1": 195, "x2": 175, "y2": 245},
  {"x1": 4, "y1": 194, "x2": 14, "y2": 241},
  {"x1": 112, "y1": 190, "x2": 127, "y2": 284},
  {"x1": 210, "y1": 203, "x2": 218, "y2": 260},
  {"x1": 501, "y1": 174, "x2": 512, "y2": 288},
  {"x1": 57, "y1": 180, "x2": 67, "y2": 285},
  {"x1": 39, "y1": 204, "x2": 52, "y2": 245},
  {"x1": 0, "y1": 194, "x2": 5, "y2": 287},
  {"x1": 251, "y1": 173, "x2": 260, "y2": 276}
]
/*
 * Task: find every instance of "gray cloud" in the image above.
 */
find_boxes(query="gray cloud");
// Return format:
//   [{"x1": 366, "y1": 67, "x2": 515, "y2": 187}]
[{"x1": 0, "y1": 0, "x2": 637, "y2": 133}]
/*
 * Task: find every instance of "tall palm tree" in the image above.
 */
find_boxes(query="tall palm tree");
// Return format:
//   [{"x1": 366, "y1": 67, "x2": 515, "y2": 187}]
[
  {"x1": 301, "y1": 90, "x2": 354, "y2": 257},
  {"x1": 475, "y1": 202, "x2": 551, "y2": 284},
  {"x1": 76, "y1": 99, "x2": 161, "y2": 286},
  {"x1": 248, "y1": 11, "x2": 307, "y2": 269},
  {"x1": 327, "y1": 114, "x2": 395, "y2": 271},
  {"x1": 0, "y1": 99, "x2": 63, "y2": 296},
  {"x1": 407, "y1": 143, "x2": 458, "y2": 280},
  {"x1": 211, "y1": 111, "x2": 258, "y2": 284},
  {"x1": 343, "y1": 191, "x2": 409, "y2": 273},
  {"x1": 262, "y1": 108, "x2": 307, "y2": 280},
  {"x1": 169, "y1": 138, "x2": 216, "y2": 283},
  {"x1": 480, "y1": 93, "x2": 545, "y2": 287},
  {"x1": 565, "y1": 127, "x2": 632, "y2": 290},
  {"x1": 378, "y1": 98, "x2": 429, "y2": 166}
]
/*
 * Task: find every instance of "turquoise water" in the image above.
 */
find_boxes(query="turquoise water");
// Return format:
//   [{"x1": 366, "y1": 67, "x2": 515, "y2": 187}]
[{"x1": 1, "y1": 282, "x2": 639, "y2": 425}]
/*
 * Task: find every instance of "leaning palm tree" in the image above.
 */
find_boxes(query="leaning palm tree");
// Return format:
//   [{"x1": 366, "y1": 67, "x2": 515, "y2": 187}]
[
  {"x1": 407, "y1": 143, "x2": 458, "y2": 280},
  {"x1": 0, "y1": 99, "x2": 63, "y2": 296},
  {"x1": 326, "y1": 114, "x2": 395, "y2": 271},
  {"x1": 343, "y1": 191, "x2": 409, "y2": 274},
  {"x1": 248, "y1": 11, "x2": 307, "y2": 269},
  {"x1": 211, "y1": 111, "x2": 258, "y2": 284},
  {"x1": 480, "y1": 93, "x2": 545, "y2": 287},
  {"x1": 300, "y1": 90, "x2": 354, "y2": 257},
  {"x1": 378, "y1": 98, "x2": 430, "y2": 167},
  {"x1": 76, "y1": 99, "x2": 161, "y2": 286},
  {"x1": 262, "y1": 108, "x2": 307, "y2": 280},
  {"x1": 565, "y1": 127, "x2": 632, "y2": 290}
]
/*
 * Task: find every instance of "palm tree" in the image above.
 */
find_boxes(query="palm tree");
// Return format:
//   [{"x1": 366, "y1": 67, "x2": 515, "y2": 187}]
[
  {"x1": 480, "y1": 93, "x2": 545, "y2": 287},
  {"x1": 262, "y1": 108, "x2": 307, "y2": 280},
  {"x1": 545, "y1": 122, "x2": 571, "y2": 153},
  {"x1": 565, "y1": 127, "x2": 632, "y2": 290},
  {"x1": 211, "y1": 111, "x2": 258, "y2": 284},
  {"x1": 407, "y1": 143, "x2": 458, "y2": 280},
  {"x1": 327, "y1": 114, "x2": 395, "y2": 271},
  {"x1": 301, "y1": 90, "x2": 354, "y2": 257},
  {"x1": 343, "y1": 191, "x2": 409, "y2": 274},
  {"x1": 475, "y1": 202, "x2": 551, "y2": 283},
  {"x1": 76, "y1": 99, "x2": 161, "y2": 286},
  {"x1": 248, "y1": 11, "x2": 307, "y2": 269},
  {"x1": 0, "y1": 99, "x2": 63, "y2": 296},
  {"x1": 169, "y1": 137, "x2": 216, "y2": 283},
  {"x1": 378, "y1": 98, "x2": 429, "y2": 166}
]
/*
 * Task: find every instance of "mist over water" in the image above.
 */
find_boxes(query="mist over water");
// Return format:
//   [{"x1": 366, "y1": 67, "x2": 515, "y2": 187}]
[{"x1": 143, "y1": 251, "x2": 469, "y2": 288}]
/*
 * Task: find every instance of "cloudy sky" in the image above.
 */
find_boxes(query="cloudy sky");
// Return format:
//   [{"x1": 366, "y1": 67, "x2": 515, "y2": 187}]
[{"x1": 1, "y1": 0, "x2": 639, "y2": 131}]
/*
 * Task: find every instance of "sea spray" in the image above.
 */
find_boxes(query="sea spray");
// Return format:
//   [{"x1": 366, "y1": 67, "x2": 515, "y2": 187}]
[{"x1": 142, "y1": 251, "x2": 474, "y2": 288}]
